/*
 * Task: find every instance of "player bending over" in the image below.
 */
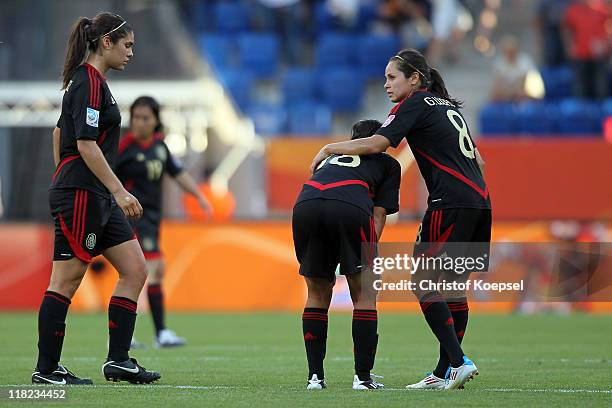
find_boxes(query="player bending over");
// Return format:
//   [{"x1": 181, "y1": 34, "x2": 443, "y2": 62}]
[{"x1": 292, "y1": 120, "x2": 401, "y2": 390}]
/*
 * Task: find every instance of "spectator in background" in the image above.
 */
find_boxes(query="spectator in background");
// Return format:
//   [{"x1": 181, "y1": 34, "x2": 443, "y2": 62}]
[
  {"x1": 490, "y1": 36, "x2": 536, "y2": 102},
  {"x1": 325, "y1": 0, "x2": 361, "y2": 29},
  {"x1": 0, "y1": 177, "x2": 3, "y2": 218},
  {"x1": 534, "y1": 0, "x2": 572, "y2": 67},
  {"x1": 374, "y1": 0, "x2": 430, "y2": 51},
  {"x1": 562, "y1": 0, "x2": 610, "y2": 99},
  {"x1": 253, "y1": 0, "x2": 306, "y2": 65},
  {"x1": 427, "y1": 0, "x2": 464, "y2": 65}
]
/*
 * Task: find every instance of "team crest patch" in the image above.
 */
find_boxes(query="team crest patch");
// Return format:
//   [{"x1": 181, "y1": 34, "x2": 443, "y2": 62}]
[
  {"x1": 86, "y1": 107, "x2": 99, "y2": 127},
  {"x1": 143, "y1": 237, "x2": 154, "y2": 251},
  {"x1": 85, "y1": 233, "x2": 97, "y2": 250},
  {"x1": 156, "y1": 146, "x2": 167, "y2": 161},
  {"x1": 136, "y1": 153, "x2": 145, "y2": 162},
  {"x1": 381, "y1": 115, "x2": 395, "y2": 128}
]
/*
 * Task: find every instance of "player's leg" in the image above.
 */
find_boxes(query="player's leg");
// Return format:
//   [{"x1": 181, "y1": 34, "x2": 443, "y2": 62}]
[
  {"x1": 343, "y1": 207, "x2": 383, "y2": 389},
  {"x1": 135, "y1": 217, "x2": 178, "y2": 345},
  {"x1": 33, "y1": 189, "x2": 99, "y2": 385},
  {"x1": 33, "y1": 259, "x2": 91, "y2": 384},
  {"x1": 100, "y1": 205, "x2": 160, "y2": 384},
  {"x1": 293, "y1": 199, "x2": 336, "y2": 389},
  {"x1": 146, "y1": 255, "x2": 186, "y2": 347},
  {"x1": 409, "y1": 209, "x2": 466, "y2": 388},
  {"x1": 303, "y1": 276, "x2": 333, "y2": 389},
  {"x1": 431, "y1": 209, "x2": 489, "y2": 389}
]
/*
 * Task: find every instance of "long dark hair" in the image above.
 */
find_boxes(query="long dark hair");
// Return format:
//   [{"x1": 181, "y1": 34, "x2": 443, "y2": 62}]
[
  {"x1": 130, "y1": 96, "x2": 164, "y2": 133},
  {"x1": 351, "y1": 119, "x2": 383, "y2": 140},
  {"x1": 390, "y1": 48, "x2": 463, "y2": 108},
  {"x1": 62, "y1": 12, "x2": 132, "y2": 89}
]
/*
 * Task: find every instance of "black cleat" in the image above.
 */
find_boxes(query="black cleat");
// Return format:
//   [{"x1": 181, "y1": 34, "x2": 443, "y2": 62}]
[
  {"x1": 32, "y1": 364, "x2": 93, "y2": 385},
  {"x1": 102, "y1": 358, "x2": 161, "y2": 384}
]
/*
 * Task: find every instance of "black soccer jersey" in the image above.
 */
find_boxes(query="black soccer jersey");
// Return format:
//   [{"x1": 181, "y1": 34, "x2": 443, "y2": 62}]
[
  {"x1": 376, "y1": 90, "x2": 491, "y2": 210},
  {"x1": 115, "y1": 132, "x2": 183, "y2": 214},
  {"x1": 295, "y1": 152, "x2": 401, "y2": 216},
  {"x1": 52, "y1": 64, "x2": 122, "y2": 197}
]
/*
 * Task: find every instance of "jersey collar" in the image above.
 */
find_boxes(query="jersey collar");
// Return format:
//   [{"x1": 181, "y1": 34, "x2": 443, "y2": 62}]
[
  {"x1": 83, "y1": 63, "x2": 106, "y2": 80},
  {"x1": 124, "y1": 131, "x2": 160, "y2": 150},
  {"x1": 391, "y1": 87, "x2": 428, "y2": 114}
]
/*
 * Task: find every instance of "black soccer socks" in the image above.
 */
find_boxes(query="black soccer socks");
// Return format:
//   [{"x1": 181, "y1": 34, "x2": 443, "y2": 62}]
[
  {"x1": 419, "y1": 292, "x2": 464, "y2": 367},
  {"x1": 36, "y1": 291, "x2": 71, "y2": 374},
  {"x1": 433, "y1": 298, "x2": 469, "y2": 378},
  {"x1": 108, "y1": 296, "x2": 137, "y2": 362},
  {"x1": 352, "y1": 309, "x2": 378, "y2": 381},
  {"x1": 147, "y1": 284, "x2": 165, "y2": 336},
  {"x1": 302, "y1": 308, "x2": 328, "y2": 379}
]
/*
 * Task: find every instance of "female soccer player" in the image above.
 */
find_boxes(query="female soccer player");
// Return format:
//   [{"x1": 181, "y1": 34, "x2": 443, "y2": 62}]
[
  {"x1": 116, "y1": 96, "x2": 210, "y2": 347},
  {"x1": 294, "y1": 120, "x2": 401, "y2": 390},
  {"x1": 33, "y1": 13, "x2": 160, "y2": 385},
  {"x1": 310, "y1": 49, "x2": 491, "y2": 390}
]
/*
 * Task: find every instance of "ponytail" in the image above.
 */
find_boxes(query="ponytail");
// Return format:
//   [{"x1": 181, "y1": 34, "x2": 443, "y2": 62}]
[
  {"x1": 429, "y1": 67, "x2": 463, "y2": 108},
  {"x1": 62, "y1": 17, "x2": 91, "y2": 90}
]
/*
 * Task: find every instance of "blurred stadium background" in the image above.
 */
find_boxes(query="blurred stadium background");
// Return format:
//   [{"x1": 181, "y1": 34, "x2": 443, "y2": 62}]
[{"x1": 0, "y1": 0, "x2": 611, "y2": 314}]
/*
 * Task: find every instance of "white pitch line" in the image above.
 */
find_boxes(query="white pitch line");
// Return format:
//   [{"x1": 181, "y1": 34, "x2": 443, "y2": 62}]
[
  {"x1": 1, "y1": 384, "x2": 610, "y2": 394},
  {"x1": 483, "y1": 388, "x2": 612, "y2": 394},
  {"x1": 0, "y1": 384, "x2": 242, "y2": 390},
  {"x1": 392, "y1": 388, "x2": 612, "y2": 394}
]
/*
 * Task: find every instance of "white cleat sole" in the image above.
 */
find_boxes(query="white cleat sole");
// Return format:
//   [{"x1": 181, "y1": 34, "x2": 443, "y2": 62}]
[{"x1": 446, "y1": 366, "x2": 478, "y2": 390}]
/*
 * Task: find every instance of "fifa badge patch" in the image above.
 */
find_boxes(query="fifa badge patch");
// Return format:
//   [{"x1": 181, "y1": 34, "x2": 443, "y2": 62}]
[
  {"x1": 86, "y1": 107, "x2": 100, "y2": 127},
  {"x1": 382, "y1": 115, "x2": 395, "y2": 127}
]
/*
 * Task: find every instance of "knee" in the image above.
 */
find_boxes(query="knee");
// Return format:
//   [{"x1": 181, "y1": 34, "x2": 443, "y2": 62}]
[
  {"x1": 49, "y1": 275, "x2": 83, "y2": 299},
  {"x1": 307, "y1": 288, "x2": 332, "y2": 304},
  {"x1": 123, "y1": 256, "x2": 147, "y2": 288},
  {"x1": 306, "y1": 286, "x2": 333, "y2": 308},
  {"x1": 412, "y1": 288, "x2": 434, "y2": 303},
  {"x1": 350, "y1": 289, "x2": 377, "y2": 310},
  {"x1": 150, "y1": 261, "x2": 164, "y2": 282}
]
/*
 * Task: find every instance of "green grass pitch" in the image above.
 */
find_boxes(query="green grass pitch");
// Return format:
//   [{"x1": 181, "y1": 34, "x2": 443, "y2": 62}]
[{"x1": 0, "y1": 312, "x2": 610, "y2": 407}]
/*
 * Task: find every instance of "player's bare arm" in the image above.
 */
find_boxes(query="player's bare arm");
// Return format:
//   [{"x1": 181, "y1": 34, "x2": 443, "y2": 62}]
[
  {"x1": 77, "y1": 140, "x2": 142, "y2": 219},
  {"x1": 174, "y1": 171, "x2": 211, "y2": 212},
  {"x1": 310, "y1": 135, "x2": 391, "y2": 173},
  {"x1": 373, "y1": 206, "x2": 387, "y2": 240},
  {"x1": 52, "y1": 127, "x2": 61, "y2": 167},
  {"x1": 475, "y1": 148, "x2": 486, "y2": 177}
]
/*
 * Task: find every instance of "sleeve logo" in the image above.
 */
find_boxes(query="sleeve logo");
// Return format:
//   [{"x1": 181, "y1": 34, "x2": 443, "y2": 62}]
[
  {"x1": 381, "y1": 115, "x2": 395, "y2": 128},
  {"x1": 86, "y1": 107, "x2": 100, "y2": 128}
]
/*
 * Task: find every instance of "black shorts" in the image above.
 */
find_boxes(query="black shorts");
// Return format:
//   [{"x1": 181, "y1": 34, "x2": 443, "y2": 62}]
[
  {"x1": 131, "y1": 210, "x2": 161, "y2": 260},
  {"x1": 292, "y1": 199, "x2": 376, "y2": 282},
  {"x1": 414, "y1": 207, "x2": 491, "y2": 267},
  {"x1": 50, "y1": 188, "x2": 136, "y2": 263}
]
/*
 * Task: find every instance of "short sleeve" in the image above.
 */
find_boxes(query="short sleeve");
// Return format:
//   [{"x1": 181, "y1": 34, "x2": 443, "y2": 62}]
[
  {"x1": 163, "y1": 142, "x2": 184, "y2": 177},
  {"x1": 68, "y1": 76, "x2": 101, "y2": 141},
  {"x1": 376, "y1": 98, "x2": 426, "y2": 148},
  {"x1": 563, "y1": 4, "x2": 576, "y2": 27},
  {"x1": 373, "y1": 157, "x2": 401, "y2": 215}
]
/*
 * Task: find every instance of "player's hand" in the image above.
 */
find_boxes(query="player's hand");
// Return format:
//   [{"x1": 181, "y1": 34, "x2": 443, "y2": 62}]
[
  {"x1": 310, "y1": 146, "x2": 330, "y2": 174},
  {"x1": 197, "y1": 195, "x2": 212, "y2": 215},
  {"x1": 113, "y1": 189, "x2": 143, "y2": 220}
]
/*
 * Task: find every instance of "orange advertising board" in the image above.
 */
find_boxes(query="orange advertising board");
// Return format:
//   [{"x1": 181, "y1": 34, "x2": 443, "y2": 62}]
[
  {"x1": 267, "y1": 138, "x2": 612, "y2": 219},
  {"x1": 2, "y1": 222, "x2": 611, "y2": 313}
]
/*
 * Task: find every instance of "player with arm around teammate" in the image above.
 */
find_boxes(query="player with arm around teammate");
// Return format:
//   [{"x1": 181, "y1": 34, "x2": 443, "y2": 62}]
[
  {"x1": 293, "y1": 120, "x2": 401, "y2": 390},
  {"x1": 310, "y1": 48, "x2": 491, "y2": 390}
]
